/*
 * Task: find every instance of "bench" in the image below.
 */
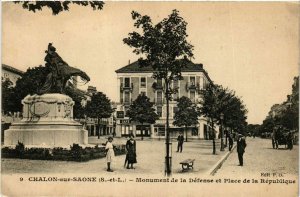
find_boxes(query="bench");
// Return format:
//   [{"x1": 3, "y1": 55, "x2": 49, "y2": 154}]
[{"x1": 180, "y1": 159, "x2": 195, "y2": 171}]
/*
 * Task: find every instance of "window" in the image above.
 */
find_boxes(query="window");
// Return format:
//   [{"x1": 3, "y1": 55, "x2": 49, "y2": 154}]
[
  {"x1": 199, "y1": 77, "x2": 204, "y2": 90},
  {"x1": 157, "y1": 91, "x2": 163, "y2": 104},
  {"x1": 190, "y1": 76, "x2": 196, "y2": 86},
  {"x1": 124, "y1": 106, "x2": 129, "y2": 117},
  {"x1": 124, "y1": 77, "x2": 130, "y2": 87},
  {"x1": 140, "y1": 77, "x2": 146, "y2": 88},
  {"x1": 190, "y1": 90, "x2": 195, "y2": 102},
  {"x1": 157, "y1": 78, "x2": 162, "y2": 88},
  {"x1": 157, "y1": 106, "x2": 162, "y2": 117},
  {"x1": 124, "y1": 91, "x2": 130, "y2": 103},
  {"x1": 173, "y1": 106, "x2": 178, "y2": 118},
  {"x1": 192, "y1": 128, "x2": 198, "y2": 136},
  {"x1": 173, "y1": 80, "x2": 179, "y2": 100},
  {"x1": 120, "y1": 92, "x2": 123, "y2": 103}
]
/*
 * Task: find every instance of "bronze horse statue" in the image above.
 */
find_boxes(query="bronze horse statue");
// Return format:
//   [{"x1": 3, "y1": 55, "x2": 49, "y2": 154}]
[{"x1": 39, "y1": 43, "x2": 90, "y2": 94}]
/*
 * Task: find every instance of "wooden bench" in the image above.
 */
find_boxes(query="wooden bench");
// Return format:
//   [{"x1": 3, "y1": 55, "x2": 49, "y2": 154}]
[{"x1": 180, "y1": 159, "x2": 195, "y2": 171}]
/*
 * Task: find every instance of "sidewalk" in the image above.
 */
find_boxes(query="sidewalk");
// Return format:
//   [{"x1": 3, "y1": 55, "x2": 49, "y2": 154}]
[
  {"x1": 2, "y1": 138, "x2": 234, "y2": 176},
  {"x1": 215, "y1": 138, "x2": 298, "y2": 177}
]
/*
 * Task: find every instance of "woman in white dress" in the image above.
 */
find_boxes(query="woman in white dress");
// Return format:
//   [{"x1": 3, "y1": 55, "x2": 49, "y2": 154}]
[{"x1": 105, "y1": 136, "x2": 115, "y2": 172}]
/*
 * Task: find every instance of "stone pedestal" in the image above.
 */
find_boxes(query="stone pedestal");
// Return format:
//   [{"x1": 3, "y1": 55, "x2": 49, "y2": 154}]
[{"x1": 4, "y1": 94, "x2": 88, "y2": 147}]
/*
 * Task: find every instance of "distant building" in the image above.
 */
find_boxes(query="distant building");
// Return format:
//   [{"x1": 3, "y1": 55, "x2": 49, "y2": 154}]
[
  {"x1": 2, "y1": 64, "x2": 24, "y2": 86},
  {"x1": 115, "y1": 60, "x2": 215, "y2": 139},
  {"x1": 73, "y1": 86, "x2": 116, "y2": 137},
  {"x1": 1, "y1": 64, "x2": 24, "y2": 142}
]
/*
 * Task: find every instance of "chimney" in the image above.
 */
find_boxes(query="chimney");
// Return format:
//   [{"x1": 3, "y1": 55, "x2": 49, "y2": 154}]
[
  {"x1": 87, "y1": 86, "x2": 97, "y2": 95},
  {"x1": 128, "y1": 60, "x2": 130, "y2": 65}
]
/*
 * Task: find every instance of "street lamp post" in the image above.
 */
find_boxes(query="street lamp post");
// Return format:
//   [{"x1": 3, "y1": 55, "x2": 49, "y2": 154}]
[{"x1": 220, "y1": 113, "x2": 225, "y2": 151}]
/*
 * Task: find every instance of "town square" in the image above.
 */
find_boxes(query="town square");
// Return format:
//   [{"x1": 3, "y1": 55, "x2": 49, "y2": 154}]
[{"x1": 1, "y1": 1, "x2": 299, "y2": 197}]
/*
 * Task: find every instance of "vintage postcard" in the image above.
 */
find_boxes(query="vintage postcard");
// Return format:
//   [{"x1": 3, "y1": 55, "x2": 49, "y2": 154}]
[{"x1": 1, "y1": 1, "x2": 299, "y2": 196}]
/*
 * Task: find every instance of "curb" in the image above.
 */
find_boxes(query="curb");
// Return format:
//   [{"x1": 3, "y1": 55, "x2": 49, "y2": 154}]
[{"x1": 207, "y1": 144, "x2": 237, "y2": 176}]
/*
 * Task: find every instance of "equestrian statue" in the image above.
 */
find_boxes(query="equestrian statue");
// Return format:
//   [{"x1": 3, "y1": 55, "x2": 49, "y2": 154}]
[{"x1": 39, "y1": 43, "x2": 90, "y2": 94}]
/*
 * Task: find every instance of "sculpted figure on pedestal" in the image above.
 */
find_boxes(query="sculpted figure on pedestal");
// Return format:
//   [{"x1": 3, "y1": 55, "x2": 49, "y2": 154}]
[{"x1": 39, "y1": 43, "x2": 90, "y2": 94}]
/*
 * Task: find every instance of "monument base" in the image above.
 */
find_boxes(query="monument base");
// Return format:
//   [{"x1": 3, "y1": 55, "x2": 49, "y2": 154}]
[{"x1": 4, "y1": 93, "x2": 88, "y2": 147}]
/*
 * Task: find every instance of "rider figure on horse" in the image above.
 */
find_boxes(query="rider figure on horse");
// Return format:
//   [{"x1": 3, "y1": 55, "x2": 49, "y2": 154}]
[{"x1": 39, "y1": 43, "x2": 90, "y2": 94}]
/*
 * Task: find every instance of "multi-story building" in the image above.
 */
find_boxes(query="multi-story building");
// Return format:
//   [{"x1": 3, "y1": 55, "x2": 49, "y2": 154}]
[
  {"x1": 115, "y1": 60, "x2": 215, "y2": 139},
  {"x1": 2, "y1": 64, "x2": 24, "y2": 86},
  {"x1": 1, "y1": 64, "x2": 24, "y2": 142}
]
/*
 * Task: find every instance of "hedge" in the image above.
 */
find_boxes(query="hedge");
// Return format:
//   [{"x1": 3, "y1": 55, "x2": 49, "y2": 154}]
[{"x1": 2, "y1": 142, "x2": 126, "y2": 162}]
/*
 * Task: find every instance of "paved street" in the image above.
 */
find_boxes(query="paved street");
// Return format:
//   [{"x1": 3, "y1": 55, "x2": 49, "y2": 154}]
[
  {"x1": 215, "y1": 138, "x2": 298, "y2": 177},
  {"x1": 2, "y1": 137, "x2": 228, "y2": 176}
]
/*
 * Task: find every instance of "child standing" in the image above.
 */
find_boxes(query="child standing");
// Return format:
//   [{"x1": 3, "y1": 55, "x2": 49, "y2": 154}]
[{"x1": 105, "y1": 136, "x2": 115, "y2": 172}]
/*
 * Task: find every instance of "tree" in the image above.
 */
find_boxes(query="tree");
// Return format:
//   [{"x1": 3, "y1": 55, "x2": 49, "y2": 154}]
[
  {"x1": 124, "y1": 9, "x2": 194, "y2": 176},
  {"x1": 127, "y1": 94, "x2": 159, "y2": 140},
  {"x1": 14, "y1": 1, "x2": 104, "y2": 15},
  {"x1": 85, "y1": 92, "x2": 114, "y2": 139},
  {"x1": 1, "y1": 78, "x2": 15, "y2": 114},
  {"x1": 199, "y1": 83, "x2": 220, "y2": 154},
  {"x1": 261, "y1": 76, "x2": 299, "y2": 134},
  {"x1": 64, "y1": 86, "x2": 86, "y2": 120},
  {"x1": 173, "y1": 96, "x2": 199, "y2": 142},
  {"x1": 10, "y1": 65, "x2": 50, "y2": 112},
  {"x1": 200, "y1": 83, "x2": 248, "y2": 153}
]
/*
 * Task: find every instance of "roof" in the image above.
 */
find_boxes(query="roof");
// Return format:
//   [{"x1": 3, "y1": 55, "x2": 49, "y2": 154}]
[
  {"x1": 2, "y1": 64, "x2": 24, "y2": 76},
  {"x1": 115, "y1": 60, "x2": 212, "y2": 82}
]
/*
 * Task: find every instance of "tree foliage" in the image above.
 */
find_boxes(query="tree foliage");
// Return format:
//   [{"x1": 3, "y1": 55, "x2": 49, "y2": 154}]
[
  {"x1": 64, "y1": 86, "x2": 86, "y2": 119},
  {"x1": 85, "y1": 92, "x2": 113, "y2": 120},
  {"x1": 1, "y1": 78, "x2": 15, "y2": 114},
  {"x1": 173, "y1": 96, "x2": 199, "y2": 141},
  {"x1": 6, "y1": 65, "x2": 86, "y2": 119},
  {"x1": 9, "y1": 65, "x2": 50, "y2": 112},
  {"x1": 174, "y1": 96, "x2": 199, "y2": 127},
  {"x1": 123, "y1": 9, "x2": 194, "y2": 98},
  {"x1": 85, "y1": 91, "x2": 113, "y2": 138},
  {"x1": 127, "y1": 94, "x2": 159, "y2": 125},
  {"x1": 200, "y1": 83, "x2": 248, "y2": 134},
  {"x1": 14, "y1": 1, "x2": 104, "y2": 15},
  {"x1": 260, "y1": 76, "x2": 299, "y2": 134}
]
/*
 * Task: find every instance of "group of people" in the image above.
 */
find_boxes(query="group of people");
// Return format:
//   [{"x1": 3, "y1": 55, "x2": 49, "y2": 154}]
[
  {"x1": 176, "y1": 131, "x2": 247, "y2": 167},
  {"x1": 105, "y1": 134, "x2": 137, "y2": 172},
  {"x1": 105, "y1": 131, "x2": 248, "y2": 172}
]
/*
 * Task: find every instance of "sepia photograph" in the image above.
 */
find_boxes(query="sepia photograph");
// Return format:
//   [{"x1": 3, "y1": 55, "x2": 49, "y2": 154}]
[{"x1": 1, "y1": 1, "x2": 299, "y2": 196}]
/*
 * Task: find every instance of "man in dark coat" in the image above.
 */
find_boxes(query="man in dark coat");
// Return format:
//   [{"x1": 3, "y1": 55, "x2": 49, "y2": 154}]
[
  {"x1": 176, "y1": 132, "x2": 184, "y2": 153},
  {"x1": 237, "y1": 134, "x2": 247, "y2": 166}
]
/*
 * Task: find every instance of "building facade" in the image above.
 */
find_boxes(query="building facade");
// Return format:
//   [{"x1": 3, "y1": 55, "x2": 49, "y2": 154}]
[
  {"x1": 2, "y1": 64, "x2": 24, "y2": 86},
  {"x1": 1, "y1": 64, "x2": 24, "y2": 142},
  {"x1": 115, "y1": 60, "x2": 215, "y2": 139}
]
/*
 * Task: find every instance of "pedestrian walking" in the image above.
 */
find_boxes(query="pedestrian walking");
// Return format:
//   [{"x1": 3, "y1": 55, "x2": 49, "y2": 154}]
[
  {"x1": 228, "y1": 134, "x2": 233, "y2": 151},
  {"x1": 176, "y1": 132, "x2": 184, "y2": 152},
  {"x1": 237, "y1": 134, "x2": 247, "y2": 166},
  {"x1": 126, "y1": 134, "x2": 137, "y2": 169},
  {"x1": 105, "y1": 136, "x2": 115, "y2": 172}
]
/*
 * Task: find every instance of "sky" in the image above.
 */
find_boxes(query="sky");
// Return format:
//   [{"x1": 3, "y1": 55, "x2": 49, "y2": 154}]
[{"x1": 2, "y1": 2, "x2": 299, "y2": 124}]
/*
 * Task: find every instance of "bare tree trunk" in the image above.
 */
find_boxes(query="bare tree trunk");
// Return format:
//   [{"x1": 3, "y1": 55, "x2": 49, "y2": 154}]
[
  {"x1": 97, "y1": 117, "x2": 100, "y2": 139},
  {"x1": 212, "y1": 121, "x2": 216, "y2": 155},
  {"x1": 141, "y1": 123, "x2": 144, "y2": 140},
  {"x1": 185, "y1": 126, "x2": 188, "y2": 142},
  {"x1": 165, "y1": 80, "x2": 171, "y2": 176}
]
